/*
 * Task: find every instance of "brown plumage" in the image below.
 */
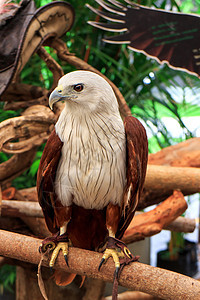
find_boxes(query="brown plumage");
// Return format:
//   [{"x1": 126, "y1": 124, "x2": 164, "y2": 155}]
[
  {"x1": 37, "y1": 71, "x2": 148, "y2": 291},
  {"x1": 37, "y1": 117, "x2": 148, "y2": 250}
]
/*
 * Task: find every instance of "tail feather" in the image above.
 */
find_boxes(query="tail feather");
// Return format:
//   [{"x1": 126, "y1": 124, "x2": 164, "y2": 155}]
[{"x1": 53, "y1": 270, "x2": 77, "y2": 286}]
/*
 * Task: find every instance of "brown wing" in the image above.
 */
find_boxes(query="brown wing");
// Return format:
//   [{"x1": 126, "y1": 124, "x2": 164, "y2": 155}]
[
  {"x1": 37, "y1": 129, "x2": 63, "y2": 233},
  {"x1": 88, "y1": 0, "x2": 200, "y2": 77},
  {"x1": 116, "y1": 116, "x2": 148, "y2": 239}
]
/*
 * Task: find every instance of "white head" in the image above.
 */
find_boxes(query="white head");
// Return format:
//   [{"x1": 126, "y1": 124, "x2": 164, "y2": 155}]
[{"x1": 49, "y1": 70, "x2": 119, "y2": 114}]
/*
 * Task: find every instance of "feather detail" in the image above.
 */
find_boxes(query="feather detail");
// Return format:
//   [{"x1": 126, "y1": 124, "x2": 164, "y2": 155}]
[
  {"x1": 116, "y1": 116, "x2": 148, "y2": 239},
  {"x1": 53, "y1": 270, "x2": 77, "y2": 286},
  {"x1": 88, "y1": 0, "x2": 200, "y2": 77}
]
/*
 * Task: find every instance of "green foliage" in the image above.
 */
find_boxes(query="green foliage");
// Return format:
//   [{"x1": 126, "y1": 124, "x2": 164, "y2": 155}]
[{"x1": 0, "y1": 265, "x2": 16, "y2": 293}]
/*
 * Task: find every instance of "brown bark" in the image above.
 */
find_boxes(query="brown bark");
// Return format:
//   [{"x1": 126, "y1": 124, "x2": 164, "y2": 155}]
[
  {"x1": 123, "y1": 191, "x2": 188, "y2": 244},
  {"x1": 0, "y1": 107, "x2": 55, "y2": 149},
  {"x1": 104, "y1": 291, "x2": 161, "y2": 299},
  {"x1": 165, "y1": 216, "x2": 196, "y2": 233},
  {"x1": 148, "y1": 137, "x2": 200, "y2": 168},
  {"x1": 0, "y1": 149, "x2": 38, "y2": 186},
  {"x1": 1, "y1": 200, "x2": 43, "y2": 218},
  {"x1": 0, "y1": 230, "x2": 200, "y2": 300},
  {"x1": 1, "y1": 196, "x2": 195, "y2": 240},
  {"x1": 37, "y1": 47, "x2": 64, "y2": 90},
  {"x1": 139, "y1": 164, "x2": 200, "y2": 209},
  {"x1": 50, "y1": 38, "x2": 131, "y2": 119},
  {"x1": 16, "y1": 164, "x2": 200, "y2": 211},
  {"x1": 1, "y1": 82, "x2": 48, "y2": 102}
]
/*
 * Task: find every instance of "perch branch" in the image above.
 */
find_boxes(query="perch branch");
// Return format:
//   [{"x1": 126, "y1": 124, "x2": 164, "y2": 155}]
[
  {"x1": 0, "y1": 230, "x2": 200, "y2": 300},
  {"x1": 50, "y1": 38, "x2": 131, "y2": 119},
  {"x1": 104, "y1": 291, "x2": 161, "y2": 299},
  {"x1": 139, "y1": 165, "x2": 200, "y2": 209},
  {"x1": 123, "y1": 191, "x2": 188, "y2": 244}
]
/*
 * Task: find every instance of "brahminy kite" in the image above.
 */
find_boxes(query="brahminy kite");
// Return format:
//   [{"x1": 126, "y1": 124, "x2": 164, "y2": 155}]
[{"x1": 37, "y1": 70, "x2": 148, "y2": 289}]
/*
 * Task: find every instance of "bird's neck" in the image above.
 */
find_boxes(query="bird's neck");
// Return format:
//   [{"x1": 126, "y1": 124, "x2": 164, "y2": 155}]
[{"x1": 55, "y1": 104, "x2": 124, "y2": 143}]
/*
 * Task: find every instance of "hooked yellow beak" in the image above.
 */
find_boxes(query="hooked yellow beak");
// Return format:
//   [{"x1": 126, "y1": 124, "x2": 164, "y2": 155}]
[{"x1": 49, "y1": 86, "x2": 64, "y2": 110}]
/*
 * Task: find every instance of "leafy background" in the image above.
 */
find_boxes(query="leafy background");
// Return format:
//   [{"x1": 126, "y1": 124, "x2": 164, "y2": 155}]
[{"x1": 0, "y1": 0, "x2": 200, "y2": 294}]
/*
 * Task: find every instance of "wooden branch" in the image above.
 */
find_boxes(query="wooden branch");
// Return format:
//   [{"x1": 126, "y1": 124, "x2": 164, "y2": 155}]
[
  {"x1": 1, "y1": 197, "x2": 195, "y2": 239},
  {"x1": 165, "y1": 216, "x2": 196, "y2": 233},
  {"x1": 148, "y1": 137, "x2": 200, "y2": 168},
  {"x1": 0, "y1": 149, "x2": 38, "y2": 186},
  {"x1": 2, "y1": 132, "x2": 49, "y2": 154},
  {"x1": 0, "y1": 105, "x2": 55, "y2": 149},
  {"x1": 122, "y1": 191, "x2": 188, "y2": 244},
  {"x1": 104, "y1": 291, "x2": 161, "y2": 299},
  {"x1": 37, "y1": 47, "x2": 64, "y2": 90},
  {"x1": 50, "y1": 38, "x2": 131, "y2": 119},
  {"x1": 1, "y1": 82, "x2": 48, "y2": 102},
  {"x1": 0, "y1": 230, "x2": 200, "y2": 300},
  {"x1": 3, "y1": 96, "x2": 49, "y2": 110},
  {"x1": 139, "y1": 165, "x2": 200, "y2": 209},
  {"x1": 1, "y1": 200, "x2": 43, "y2": 218}
]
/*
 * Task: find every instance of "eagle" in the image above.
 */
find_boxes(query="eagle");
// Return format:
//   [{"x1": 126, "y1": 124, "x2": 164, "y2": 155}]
[{"x1": 37, "y1": 70, "x2": 148, "y2": 286}]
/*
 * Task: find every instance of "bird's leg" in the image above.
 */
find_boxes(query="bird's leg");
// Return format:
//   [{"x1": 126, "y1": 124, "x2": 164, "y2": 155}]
[
  {"x1": 99, "y1": 204, "x2": 139, "y2": 278},
  {"x1": 49, "y1": 221, "x2": 70, "y2": 268},
  {"x1": 39, "y1": 206, "x2": 72, "y2": 269}
]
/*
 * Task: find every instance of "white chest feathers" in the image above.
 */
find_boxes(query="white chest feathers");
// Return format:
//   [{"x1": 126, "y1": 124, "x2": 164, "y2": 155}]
[{"x1": 55, "y1": 109, "x2": 126, "y2": 210}]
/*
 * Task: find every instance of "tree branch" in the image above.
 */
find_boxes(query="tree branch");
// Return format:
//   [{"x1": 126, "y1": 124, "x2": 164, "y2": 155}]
[
  {"x1": 148, "y1": 137, "x2": 200, "y2": 168},
  {"x1": 122, "y1": 191, "x2": 188, "y2": 244},
  {"x1": 0, "y1": 230, "x2": 200, "y2": 300},
  {"x1": 139, "y1": 165, "x2": 200, "y2": 209}
]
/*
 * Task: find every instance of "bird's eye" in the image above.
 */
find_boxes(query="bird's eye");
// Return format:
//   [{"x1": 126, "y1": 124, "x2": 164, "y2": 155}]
[{"x1": 74, "y1": 84, "x2": 84, "y2": 92}]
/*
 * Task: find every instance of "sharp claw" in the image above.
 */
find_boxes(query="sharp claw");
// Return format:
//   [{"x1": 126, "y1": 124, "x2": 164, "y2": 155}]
[
  {"x1": 98, "y1": 258, "x2": 105, "y2": 271},
  {"x1": 115, "y1": 266, "x2": 120, "y2": 279},
  {"x1": 49, "y1": 266, "x2": 54, "y2": 274},
  {"x1": 64, "y1": 254, "x2": 69, "y2": 267}
]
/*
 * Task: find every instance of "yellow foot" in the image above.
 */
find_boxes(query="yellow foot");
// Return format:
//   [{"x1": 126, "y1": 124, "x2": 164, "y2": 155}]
[
  {"x1": 98, "y1": 248, "x2": 126, "y2": 276},
  {"x1": 49, "y1": 242, "x2": 69, "y2": 268}
]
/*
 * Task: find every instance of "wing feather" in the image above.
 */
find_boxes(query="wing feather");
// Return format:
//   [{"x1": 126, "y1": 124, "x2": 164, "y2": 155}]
[
  {"x1": 88, "y1": 0, "x2": 200, "y2": 77},
  {"x1": 116, "y1": 116, "x2": 148, "y2": 239},
  {"x1": 37, "y1": 129, "x2": 63, "y2": 233}
]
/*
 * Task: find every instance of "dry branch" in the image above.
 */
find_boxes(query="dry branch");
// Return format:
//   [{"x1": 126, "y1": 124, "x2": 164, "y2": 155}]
[
  {"x1": 1, "y1": 82, "x2": 48, "y2": 102},
  {"x1": 16, "y1": 163, "x2": 200, "y2": 209},
  {"x1": 1, "y1": 200, "x2": 43, "y2": 218},
  {"x1": 123, "y1": 191, "x2": 188, "y2": 244},
  {"x1": 104, "y1": 291, "x2": 161, "y2": 299},
  {"x1": 50, "y1": 38, "x2": 131, "y2": 119},
  {"x1": 0, "y1": 149, "x2": 38, "y2": 186},
  {"x1": 148, "y1": 137, "x2": 200, "y2": 168},
  {"x1": 0, "y1": 106, "x2": 55, "y2": 149},
  {"x1": 1, "y1": 196, "x2": 194, "y2": 240},
  {"x1": 139, "y1": 165, "x2": 200, "y2": 209},
  {"x1": 37, "y1": 47, "x2": 64, "y2": 90},
  {"x1": 165, "y1": 216, "x2": 196, "y2": 233},
  {"x1": 0, "y1": 230, "x2": 200, "y2": 300}
]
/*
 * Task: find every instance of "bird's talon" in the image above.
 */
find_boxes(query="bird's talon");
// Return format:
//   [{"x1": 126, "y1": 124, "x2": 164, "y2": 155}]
[
  {"x1": 49, "y1": 266, "x2": 54, "y2": 274},
  {"x1": 64, "y1": 254, "x2": 69, "y2": 267},
  {"x1": 115, "y1": 266, "x2": 120, "y2": 279},
  {"x1": 98, "y1": 258, "x2": 105, "y2": 271}
]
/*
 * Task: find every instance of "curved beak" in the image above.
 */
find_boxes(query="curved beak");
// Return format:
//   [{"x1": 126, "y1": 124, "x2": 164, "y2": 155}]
[{"x1": 49, "y1": 87, "x2": 64, "y2": 110}]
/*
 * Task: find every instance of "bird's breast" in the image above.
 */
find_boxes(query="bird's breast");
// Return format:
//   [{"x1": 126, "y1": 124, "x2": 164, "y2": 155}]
[{"x1": 55, "y1": 113, "x2": 126, "y2": 210}]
